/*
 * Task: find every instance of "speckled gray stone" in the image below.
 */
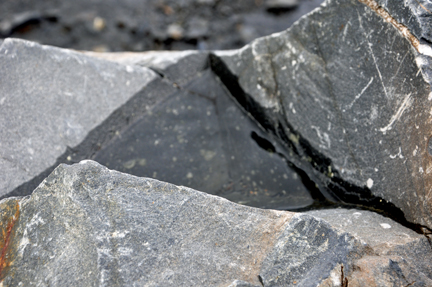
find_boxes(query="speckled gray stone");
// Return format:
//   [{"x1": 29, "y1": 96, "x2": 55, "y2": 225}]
[
  {"x1": 0, "y1": 161, "x2": 431, "y2": 286},
  {"x1": 0, "y1": 38, "x2": 157, "y2": 198}
]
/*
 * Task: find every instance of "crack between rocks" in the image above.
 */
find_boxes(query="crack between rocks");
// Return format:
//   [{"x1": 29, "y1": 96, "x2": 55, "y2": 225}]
[
  {"x1": 340, "y1": 265, "x2": 349, "y2": 287},
  {"x1": 208, "y1": 52, "x2": 432, "y2": 237},
  {"x1": 358, "y1": 0, "x2": 420, "y2": 51}
]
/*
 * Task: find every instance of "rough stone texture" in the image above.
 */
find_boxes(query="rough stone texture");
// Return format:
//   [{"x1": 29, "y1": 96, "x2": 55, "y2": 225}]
[
  {"x1": 1, "y1": 1, "x2": 432, "y2": 284},
  {"x1": 0, "y1": 161, "x2": 431, "y2": 286},
  {"x1": 374, "y1": 0, "x2": 432, "y2": 43},
  {"x1": 215, "y1": 0, "x2": 432, "y2": 228},
  {"x1": 308, "y1": 209, "x2": 432, "y2": 286},
  {"x1": 0, "y1": 38, "x2": 157, "y2": 198},
  {"x1": 0, "y1": 161, "x2": 293, "y2": 286}
]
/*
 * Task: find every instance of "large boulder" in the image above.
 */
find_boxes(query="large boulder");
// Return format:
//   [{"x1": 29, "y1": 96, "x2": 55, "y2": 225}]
[
  {"x1": 215, "y1": 0, "x2": 432, "y2": 228},
  {"x1": 0, "y1": 161, "x2": 430, "y2": 286},
  {"x1": 0, "y1": 38, "x2": 160, "y2": 198}
]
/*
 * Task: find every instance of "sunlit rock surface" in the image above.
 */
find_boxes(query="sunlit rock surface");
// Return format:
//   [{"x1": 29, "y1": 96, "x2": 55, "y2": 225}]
[{"x1": 0, "y1": 161, "x2": 430, "y2": 286}]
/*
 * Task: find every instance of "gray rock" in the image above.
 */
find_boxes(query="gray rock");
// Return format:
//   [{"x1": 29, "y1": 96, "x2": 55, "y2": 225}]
[
  {"x1": 0, "y1": 161, "x2": 430, "y2": 286},
  {"x1": 0, "y1": 38, "x2": 157, "y2": 198},
  {"x1": 372, "y1": 0, "x2": 432, "y2": 44},
  {"x1": 215, "y1": 0, "x2": 432, "y2": 228},
  {"x1": 91, "y1": 68, "x2": 314, "y2": 209},
  {"x1": 84, "y1": 50, "x2": 209, "y2": 86},
  {"x1": 1, "y1": 39, "x2": 314, "y2": 209},
  {"x1": 77, "y1": 50, "x2": 315, "y2": 210},
  {"x1": 0, "y1": 161, "x2": 294, "y2": 286}
]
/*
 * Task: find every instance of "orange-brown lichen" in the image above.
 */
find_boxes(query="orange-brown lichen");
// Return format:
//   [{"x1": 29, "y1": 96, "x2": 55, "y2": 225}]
[
  {"x1": 0, "y1": 200, "x2": 20, "y2": 281},
  {"x1": 358, "y1": 0, "x2": 420, "y2": 50}
]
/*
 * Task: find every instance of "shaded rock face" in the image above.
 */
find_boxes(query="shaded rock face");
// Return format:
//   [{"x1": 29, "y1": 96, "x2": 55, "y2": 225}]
[
  {"x1": 216, "y1": 0, "x2": 432, "y2": 228},
  {"x1": 0, "y1": 39, "x2": 315, "y2": 210},
  {"x1": 1, "y1": 161, "x2": 431, "y2": 286},
  {"x1": 92, "y1": 68, "x2": 314, "y2": 209}
]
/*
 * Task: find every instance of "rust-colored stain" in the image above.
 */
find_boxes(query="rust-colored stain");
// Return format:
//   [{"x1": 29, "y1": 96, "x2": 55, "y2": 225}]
[
  {"x1": 358, "y1": 0, "x2": 420, "y2": 50},
  {"x1": 0, "y1": 200, "x2": 20, "y2": 280}
]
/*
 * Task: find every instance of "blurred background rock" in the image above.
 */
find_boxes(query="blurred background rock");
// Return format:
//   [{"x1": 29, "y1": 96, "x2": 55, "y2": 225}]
[{"x1": 0, "y1": 0, "x2": 323, "y2": 52}]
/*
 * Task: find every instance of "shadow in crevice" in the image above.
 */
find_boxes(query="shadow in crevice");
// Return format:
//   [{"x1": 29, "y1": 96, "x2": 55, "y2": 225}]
[{"x1": 208, "y1": 52, "x2": 432, "y2": 236}]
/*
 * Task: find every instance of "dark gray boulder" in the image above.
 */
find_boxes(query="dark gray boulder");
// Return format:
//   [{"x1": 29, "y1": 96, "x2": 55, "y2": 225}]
[
  {"x1": 215, "y1": 0, "x2": 432, "y2": 228},
  {"x1": 0, "y1": 161, "x2": 430, "y2": 286}
]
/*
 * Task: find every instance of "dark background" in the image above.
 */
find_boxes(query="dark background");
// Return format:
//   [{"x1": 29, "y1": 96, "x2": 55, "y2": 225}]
[{"x1": 1, "y1": 0, "x2": 323, "y2": 52}]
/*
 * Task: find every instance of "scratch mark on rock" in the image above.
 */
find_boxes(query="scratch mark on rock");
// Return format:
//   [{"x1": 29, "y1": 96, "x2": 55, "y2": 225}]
[
  {"x1": 380, "y1": 93, "x2": 413, "y2": 133},
  {"x1": 346, "y1": 77, "x2": 374, "y2": 109}
]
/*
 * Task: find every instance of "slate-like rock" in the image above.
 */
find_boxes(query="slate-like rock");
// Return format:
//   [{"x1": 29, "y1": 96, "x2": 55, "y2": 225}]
[
  {"x1": 0, "y1": 38, "x2": 158, "y2": 198},
  {"x1": 215, "y1": 0, "x2": 432, "y2": 228},
  {"x1": 0, "y1": 37, "x2": 316, "y2": 210},
  {"x1": 83, "y1": 50, "x2": 315, "y2": 209},
  {"x1": 0, "y1": 161, "x2": 430, "y2": 286}
]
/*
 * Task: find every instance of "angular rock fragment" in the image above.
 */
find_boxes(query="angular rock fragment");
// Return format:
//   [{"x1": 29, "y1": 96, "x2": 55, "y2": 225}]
[
  {"x1": 1, "y1": 39, "x2": 315, "y2": 210},
  {"x1": 215, "y1": 0, "x2": 432, "y2": 228},
  {"x1": 0, "y1": 161, "x2": 430, "y2": 286},
  {"x1": 0, "y1": 38, "x2": 158, "y2": 198}
]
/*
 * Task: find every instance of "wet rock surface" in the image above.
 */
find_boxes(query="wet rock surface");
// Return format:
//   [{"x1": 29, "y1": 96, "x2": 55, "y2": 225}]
[
  {"x1": 1, "y1": 161, "x2": 431, "y2": 286},
  {"x1": 1, "y1": 0, "x2": 432, "y2": 285}
]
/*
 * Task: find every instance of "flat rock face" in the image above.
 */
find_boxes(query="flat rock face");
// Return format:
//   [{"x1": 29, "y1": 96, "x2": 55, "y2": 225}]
[
  {"x1": 92, "y1": 68, "x2": 313, "y2": 209},
  {"x1": 216, "y1": 0, "x2": 432, "y2": 228},
  {"x1": 0, "y1": 38, "x2": 156, "y2": 198},
  {"x1": 1, "y1": 161, "x2": 431, "y2": 286}
]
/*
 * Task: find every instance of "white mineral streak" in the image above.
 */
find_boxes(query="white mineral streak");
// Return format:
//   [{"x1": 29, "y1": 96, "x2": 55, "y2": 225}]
[{"x1": 379, "y1": 93, "x2": 413, "y2": 133}]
